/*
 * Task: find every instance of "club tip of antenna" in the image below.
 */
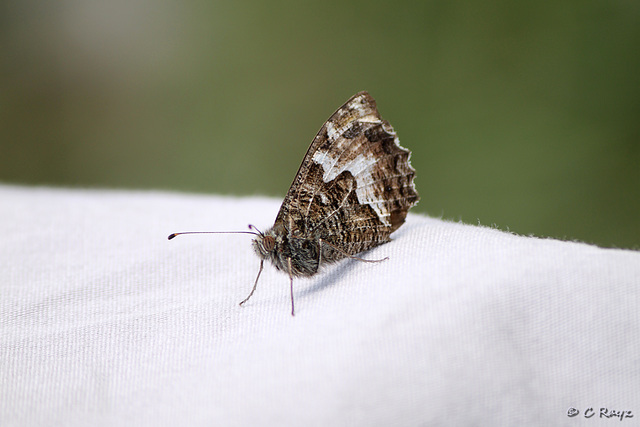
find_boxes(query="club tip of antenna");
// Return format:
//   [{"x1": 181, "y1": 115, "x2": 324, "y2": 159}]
[{"x1": 168, "y1": 233, "x2": 177, "y2": 240}]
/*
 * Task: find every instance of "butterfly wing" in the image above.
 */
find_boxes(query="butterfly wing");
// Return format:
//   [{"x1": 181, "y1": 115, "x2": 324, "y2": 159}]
[{"x1": 274, "y1": 91, "x2": 419, "y2": 257}]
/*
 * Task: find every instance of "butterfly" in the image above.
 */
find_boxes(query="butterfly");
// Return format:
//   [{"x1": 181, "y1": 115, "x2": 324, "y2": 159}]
[{"x1": 170, "y1": 91, "x2": 419, "y2": 315}]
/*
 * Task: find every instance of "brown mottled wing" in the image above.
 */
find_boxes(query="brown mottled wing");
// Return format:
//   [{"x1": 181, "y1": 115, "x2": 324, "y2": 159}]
[{"x1": 275, "y1": 91, "x2": 419, "y2": 255}]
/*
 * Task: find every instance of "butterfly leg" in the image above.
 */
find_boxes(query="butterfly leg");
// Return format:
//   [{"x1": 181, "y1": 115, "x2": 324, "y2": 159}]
[
  {"x1": 287, "y1": 257, "x2": 295, "y2": 316},
  {"x1": 319, "y1": 238, "x2": 389, "y2": 263},
  {"x1": 239, "y1": 259, "x2": 264, "y2": 307}
]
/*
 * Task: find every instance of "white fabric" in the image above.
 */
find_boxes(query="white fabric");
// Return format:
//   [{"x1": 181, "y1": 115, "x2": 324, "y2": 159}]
[{"x1": 1, "y1": 184, "x2": 639, "y2": 426}]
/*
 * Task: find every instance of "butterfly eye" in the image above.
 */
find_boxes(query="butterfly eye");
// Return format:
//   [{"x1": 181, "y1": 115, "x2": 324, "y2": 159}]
[{"x1": 263, "y1": 236, "x2": 275, "y2": 251}]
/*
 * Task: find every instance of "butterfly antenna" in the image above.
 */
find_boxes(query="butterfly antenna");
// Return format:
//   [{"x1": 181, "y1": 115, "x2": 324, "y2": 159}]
[
  {"x1": 168, "y1": 231, "x2": 259, "y2": 240},
  {"x1": 247, "y1": 224, "x2": 264, "y2": 235}
]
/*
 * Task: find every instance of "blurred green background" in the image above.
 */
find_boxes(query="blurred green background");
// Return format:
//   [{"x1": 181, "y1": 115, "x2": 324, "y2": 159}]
[{"x1": 1, "y1": 1, "x2": 638, "y2": 248}]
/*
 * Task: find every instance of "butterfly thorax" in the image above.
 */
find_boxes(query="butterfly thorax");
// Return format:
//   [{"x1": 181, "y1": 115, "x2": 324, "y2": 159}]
[{"x1": 252, "y1": 223, "x2": 323, "y2": 277}]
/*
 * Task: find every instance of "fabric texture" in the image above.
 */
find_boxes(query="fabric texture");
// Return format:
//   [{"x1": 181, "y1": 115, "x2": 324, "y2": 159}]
[{"x1": 1, "y1": 184, "x2": 639, "y2": 426}]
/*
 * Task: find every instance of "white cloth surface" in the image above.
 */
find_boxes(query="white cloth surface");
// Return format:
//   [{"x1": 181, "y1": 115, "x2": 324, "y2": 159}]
[{"x1": 1, "y1": 184, "x2": 639, "y2": 426}]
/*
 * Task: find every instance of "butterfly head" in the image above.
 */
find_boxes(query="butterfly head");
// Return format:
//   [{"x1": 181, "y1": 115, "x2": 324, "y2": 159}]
[
  {"x1": 252, "y1": 234, "x2": 274, "y2": 257},
  {"x1": 250, "y1": 224, "x2": 281, "y2": 261}
]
